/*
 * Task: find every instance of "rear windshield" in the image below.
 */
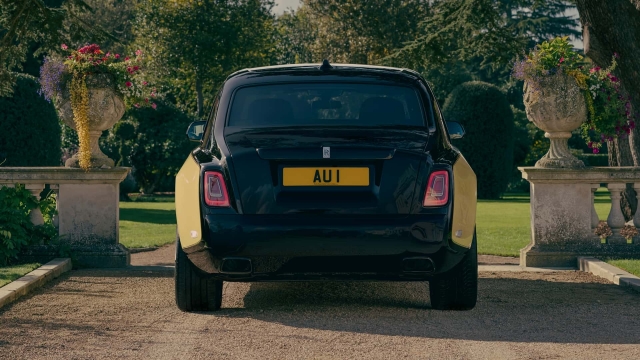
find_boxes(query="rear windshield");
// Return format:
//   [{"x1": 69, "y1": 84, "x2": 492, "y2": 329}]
[{"x1": 227, "y1": 83, "x2": 426, "y2": 127}]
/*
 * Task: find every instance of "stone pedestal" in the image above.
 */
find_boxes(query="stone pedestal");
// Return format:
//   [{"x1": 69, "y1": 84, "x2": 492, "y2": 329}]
[
  {"x1": 520, "y1": 167, "x2": 640, "y2": 267},
  {"x1": 0, "y1": 167, "x2": 130, "y2": 268}
]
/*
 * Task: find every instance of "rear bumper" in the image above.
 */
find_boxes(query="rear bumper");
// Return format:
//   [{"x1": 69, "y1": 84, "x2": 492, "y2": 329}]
[{"x1": 184, "y1": 214, "x2": 466, "y2": 280}]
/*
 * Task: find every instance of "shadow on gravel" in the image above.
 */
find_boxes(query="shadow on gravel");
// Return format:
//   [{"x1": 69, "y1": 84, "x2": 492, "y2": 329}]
[{"x1": 214, "y1": 277, "x2": 640, "y2": 344}]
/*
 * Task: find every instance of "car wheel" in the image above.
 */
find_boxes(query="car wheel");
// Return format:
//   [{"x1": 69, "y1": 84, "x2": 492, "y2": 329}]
[
  {"x1": 429, "y1": 231, "x2": 478, "y2": 310},
  {"x1": 175, "y1": 238, "x2": 223, "y2": 312}
]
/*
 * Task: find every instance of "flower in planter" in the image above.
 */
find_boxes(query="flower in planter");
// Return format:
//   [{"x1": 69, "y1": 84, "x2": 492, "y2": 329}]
[
  {"x1": 580, "y1": 56, "x2": 636, "y2": 153},
  {"x1": 38, "y1": 44, "x2": 155, "y2": 170},
  {"x1": 512, "y1": 37, "x2": 636, "y2": 155},
  {"x1": 512, "y1": 37, "x2": 585, "y2": 86}
]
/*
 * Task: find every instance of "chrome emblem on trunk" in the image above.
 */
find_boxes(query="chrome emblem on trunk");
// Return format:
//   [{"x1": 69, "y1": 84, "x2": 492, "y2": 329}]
[{"x1": 323, "y1": 147, "x2": 330, "y2": 158}]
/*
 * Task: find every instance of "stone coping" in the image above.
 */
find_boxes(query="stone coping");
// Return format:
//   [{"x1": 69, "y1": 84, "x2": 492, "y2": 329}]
[
  {"x1": 578, "y1": 257, "x2": 640, "y2": 292},
  {"x1": 519, "y1": 166, "x2": 640, "y2": 183},
  {"x1": 0, "y1": 167, "x2": 130, "y2": 184},
  {"x1": 0, "y1": 258, "x2": 72, "y2": 309}
]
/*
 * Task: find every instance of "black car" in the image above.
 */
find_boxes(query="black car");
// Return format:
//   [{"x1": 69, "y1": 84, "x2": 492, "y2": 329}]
[{"x1": 174, "y1": 61, "x2": 478, "y2": 311}]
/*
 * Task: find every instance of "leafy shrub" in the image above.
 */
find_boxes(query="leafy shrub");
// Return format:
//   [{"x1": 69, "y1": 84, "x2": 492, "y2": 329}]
[
  {"x1": 0, "y1": 75, "x2": 61, "y2": 166},
  {"x1": 101, "y1": 100, "x2": 198, "y2": 193},
  {"x1": 0, "y1": 186, "x2": 57, "y2": 266},
  {"x1": 577, "y1": 154, "x2": 609, "y2": 167},
  {"x1": 443, "y1": 81, "x2": 514, "y2": 199}
]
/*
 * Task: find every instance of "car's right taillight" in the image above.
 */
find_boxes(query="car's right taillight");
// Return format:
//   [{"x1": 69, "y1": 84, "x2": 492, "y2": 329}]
[
  {"x1": 204, "y1": 171, "x2": 230, "y2": 207},
  {"x1": 423, "y1": 170, "x2": 449, "y2": 207}
]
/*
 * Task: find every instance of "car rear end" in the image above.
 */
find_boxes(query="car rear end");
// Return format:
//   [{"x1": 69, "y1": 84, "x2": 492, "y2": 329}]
[{"x1": 175, "y1": 64, "x2": 477, "y2": 311}]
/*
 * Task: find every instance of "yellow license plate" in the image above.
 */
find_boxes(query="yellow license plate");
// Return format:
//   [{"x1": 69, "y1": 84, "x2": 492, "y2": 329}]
[{"x1": 282, "y1": 167, "x2": 369, "y2": 186}]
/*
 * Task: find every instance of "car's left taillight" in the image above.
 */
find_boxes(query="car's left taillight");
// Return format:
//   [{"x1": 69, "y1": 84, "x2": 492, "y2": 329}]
[
  {"x1": 204, "y1": 171, "x2": 230, "y2": 207},
  {"x1": 423, "y1": 170, "x2": 449, "y2": 207}
]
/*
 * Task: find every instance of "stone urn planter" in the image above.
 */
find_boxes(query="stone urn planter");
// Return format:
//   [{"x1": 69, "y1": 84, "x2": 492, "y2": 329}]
[
  {"x1": 55, "y1": 74, "x2": 125, "y2": 168},
  {"x1": 523, "y1": 72, "x2": 587, "y2": 168}
]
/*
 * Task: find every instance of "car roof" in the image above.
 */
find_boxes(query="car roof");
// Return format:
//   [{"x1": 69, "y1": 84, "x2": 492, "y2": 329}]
[{"x1": 226, "y1": 63, "x2": 423, "y2": 82}]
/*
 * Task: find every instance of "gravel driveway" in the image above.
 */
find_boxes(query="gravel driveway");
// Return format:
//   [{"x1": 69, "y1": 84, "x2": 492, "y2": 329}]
[{"x1": 1, "y1": 267, "x2": 639, "y2": 359}]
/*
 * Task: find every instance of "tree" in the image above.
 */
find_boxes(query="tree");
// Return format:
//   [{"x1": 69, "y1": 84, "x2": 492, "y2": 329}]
[
  {"x1": 134, "y1": 0, "x2": 276, "y2": 117},
  {"x1": 0, "y1": 0, "x2": 112, "y2": 96},
  {"x1": 276, "y1": 0, "x2": 429, "y2": 65},
  {"x1": 575, "y1": 0, "x2": 640, "y2": 219},
  {"x1": 275, "y1": 7, "x2": 316, "y2": 64},
  {"x1": 387, "y1": 0, "x2": 579, "y2": 101},
  {"x1": 72, "y1": 0, "x2": 137, "y2": 54}
]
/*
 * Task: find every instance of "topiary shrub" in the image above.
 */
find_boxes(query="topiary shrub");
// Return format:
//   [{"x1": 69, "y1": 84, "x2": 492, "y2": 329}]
[
  {"x1": 443, "y1": 81, "x2": 514, "y2": 199},
  {"x1": 0, "y1": 75, "x2": 61, "y2": 166},
  {"x1": 102, "y1": 100, "x2": 198, "y2": 194}
]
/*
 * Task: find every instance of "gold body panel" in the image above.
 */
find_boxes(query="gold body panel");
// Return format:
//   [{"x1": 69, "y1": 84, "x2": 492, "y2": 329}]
[
  {"x1": 175, "y1": 155, "x2": 202, "y2": 249},
  {"x1": 451, "y1": 155, "x2": 477, "y2": 248}
]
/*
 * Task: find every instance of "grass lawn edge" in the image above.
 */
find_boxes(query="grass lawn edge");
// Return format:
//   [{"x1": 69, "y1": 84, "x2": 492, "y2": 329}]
[
  {"x1": 604, "y1": 259, "x2": 640, "y2": 278},
  {"x1": 0, "y1": 263, "x2": 41, "y2": 288}
]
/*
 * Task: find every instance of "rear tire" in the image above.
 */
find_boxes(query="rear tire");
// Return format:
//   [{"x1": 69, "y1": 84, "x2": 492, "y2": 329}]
[
  {"x1": 175, "y1": 239, "x2": 223, "y2": 311},
  {"x1": 429, "y1": 232, "x2": 478, "y2": 310}
]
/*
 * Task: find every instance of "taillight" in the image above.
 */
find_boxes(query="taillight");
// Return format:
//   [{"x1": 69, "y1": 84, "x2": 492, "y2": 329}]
[
  {"x1": 423, "y1": 170, "x2": 449, "y2": 207},
  {"x1": 204, "y1": 171, "x2": 230, "y2": 207}
]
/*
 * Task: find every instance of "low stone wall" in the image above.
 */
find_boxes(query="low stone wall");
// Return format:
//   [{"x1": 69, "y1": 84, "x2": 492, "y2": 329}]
[
  {"x1": 519, "y1": 166, "x2": 640, "y2": 267},
  {"x1": 0, "y1": 167, "x2": 130, "y2": 268}
]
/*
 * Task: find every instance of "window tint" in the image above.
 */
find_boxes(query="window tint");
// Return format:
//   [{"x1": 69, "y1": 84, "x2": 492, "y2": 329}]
[{"x1": 228, "y1": 83, "x2": 426, "y2": 127}]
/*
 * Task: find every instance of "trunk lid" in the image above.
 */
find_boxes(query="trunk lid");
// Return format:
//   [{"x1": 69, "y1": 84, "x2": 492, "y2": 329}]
[{"x1": 224, "y1": 126, "x2": 430, "y2": 215}]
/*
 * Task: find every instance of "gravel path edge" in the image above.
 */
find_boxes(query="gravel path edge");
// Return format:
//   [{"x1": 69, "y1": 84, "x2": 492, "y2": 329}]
[
  {"x1": 579, "y1": 256, "x2": 640, "y2": 292},
  {"x1": 0, "y1": 258, "x2": 72, "y2": 309}
]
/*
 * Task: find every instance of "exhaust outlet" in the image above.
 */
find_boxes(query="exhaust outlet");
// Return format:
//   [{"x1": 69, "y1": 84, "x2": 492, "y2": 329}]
[
  {"x1": 220, "y1": 257, "x2": 252, "y2": 274},
  {"x1": 402, "y1": 257, "x2": 435, "y2": 273}
]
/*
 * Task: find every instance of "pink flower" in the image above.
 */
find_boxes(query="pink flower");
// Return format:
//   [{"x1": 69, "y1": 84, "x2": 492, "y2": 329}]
[
  {"x1": 614, "y1": 52, "x2": 620, "y2": 59},
  {"x1": 151, "y1": 103, "x2": 157, "y2": 110},
  {"x1": 559, "y1": 57, "x2": 564, "y2": 64},
  {"x1": 135, "y1": 49, "x2": 142, "y2": 56},
  {"x1": 61, "y1": 44, "x2": 68, "y2": 50},
  {"x1": 125, "y1": 56, "x2": 130, "y2": 61},
  {"x1": 115, "y1": 54, "x2": 120, "y2": 59},
  {"x1": 125, "y1": 81, "x2": 132, "y2": 87},
  {"x1": 587, "y1": 142, "x2": 593, "y2": 148},
  {"x1": 143, "y1": 81, "x2": 148, "y2": 86},
  {"x1": 78, "y1": 44, "x2": 100, "y2": 54},
  {"x1": 593, "y1": 148, "x2": 600, "y2": 154},
  {"x1": 134, "y1": 103, "x2": 140, "y2": 108},
  {"x1": 590, "y1": 66, "x2": 601, "y2": 73}
]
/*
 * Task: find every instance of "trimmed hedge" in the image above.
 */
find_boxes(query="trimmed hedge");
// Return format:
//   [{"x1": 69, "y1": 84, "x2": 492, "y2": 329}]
[
  {"x1": 443, "y1": 81, "x2": 514, "y2": 199},
  {"x1": 0, "y1": 75, "x2": 61, "y2": 166},
  {"x1": 102, "y1": 100, "x2": 198, "y2": 193}
]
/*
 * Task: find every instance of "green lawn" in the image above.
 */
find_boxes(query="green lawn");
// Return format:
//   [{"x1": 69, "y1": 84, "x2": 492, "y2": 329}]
[
  {"x1": 0, "y1": 263, "x2": 40, "y2": 288},
  {"x1": 606, "y1": 259, "x2": 640, "y2": 278},
  {"x1": 119, "y1": 197, "x2": 176, "y2": 249},
  {"x1": 118, "y1": 192, "x2": 613, "y2": 253},
  {"x1": 477, "y1": 190, "x2": 612, "y2": 256},
  {"x1": 118, "y1": 190, "x2": 640, "y2": 279}
]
